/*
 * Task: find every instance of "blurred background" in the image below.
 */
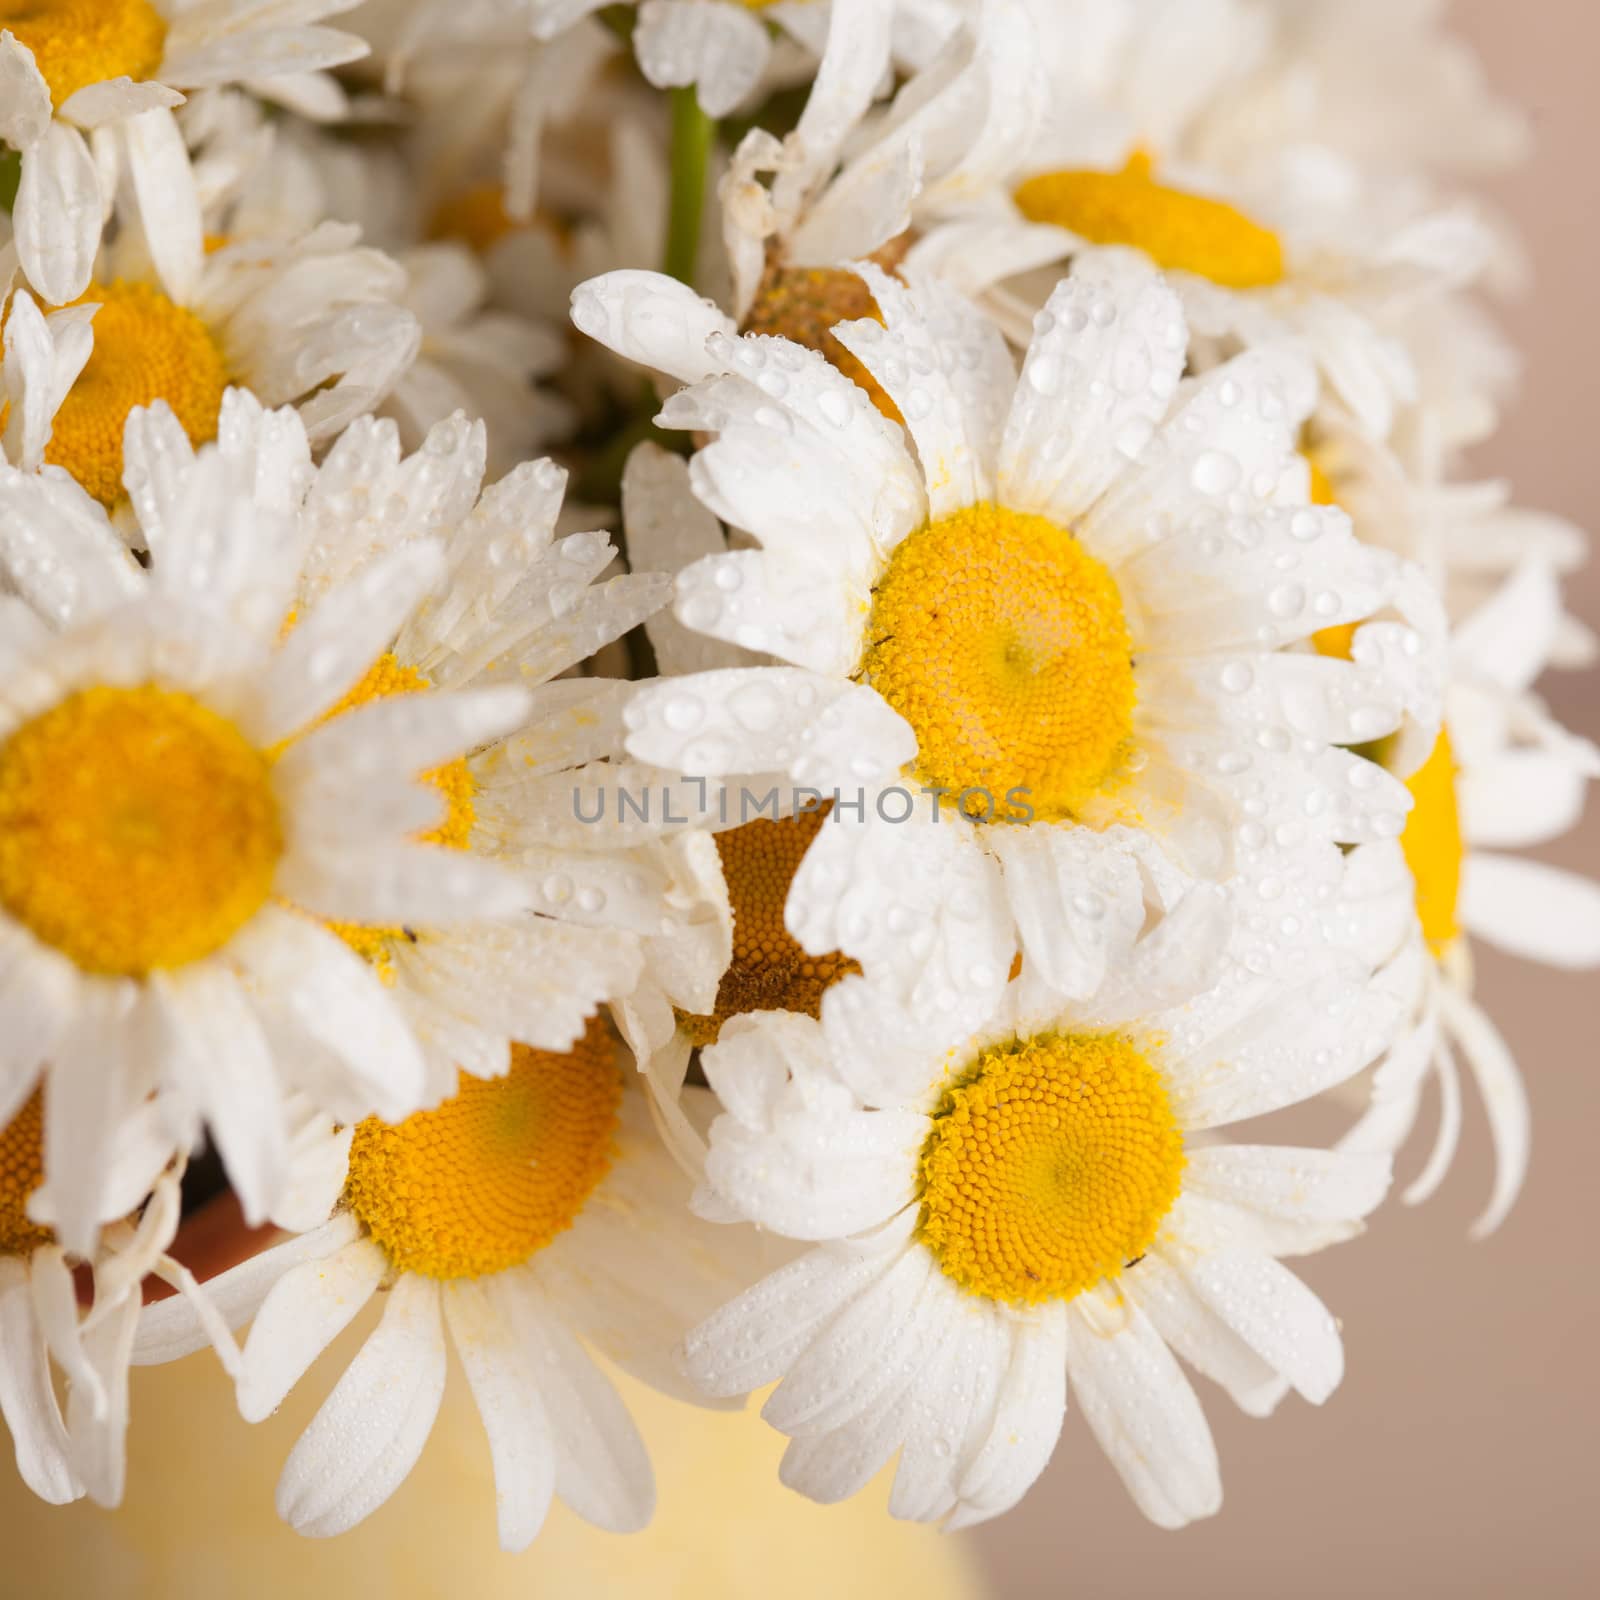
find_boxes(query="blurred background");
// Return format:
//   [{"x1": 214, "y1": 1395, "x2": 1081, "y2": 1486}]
[
  {"x1": 972, "y1": 1, "x2": 1600, "y2": 1593},
  {"x1": 2, "y1": 2, "x2": 1593, "y2": 1596}
]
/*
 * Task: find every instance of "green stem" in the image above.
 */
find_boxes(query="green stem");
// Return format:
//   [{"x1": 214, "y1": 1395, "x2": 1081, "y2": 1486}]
[{"x1": 662, "y1": 87, "x2": 715, "y2": 288}]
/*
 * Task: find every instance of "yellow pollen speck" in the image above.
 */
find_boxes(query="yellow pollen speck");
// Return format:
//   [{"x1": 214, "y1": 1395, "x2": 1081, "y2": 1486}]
[
  {"x1": 313, "y1": 652, "x2": 478, "y2": 975},
  {"x1": 0, "y1": 1094, "x2": 52, "y2": 1258},
  {"x1": 862, "y1": 502, "x2": 1137, "y2": 822},
  {"x1": 678, "y1": 803, "x2": 859, "y2": 1047},
  {"x1": 918, "y1": 1032, "x2": 1185, "y2": 1306},
  {"x1": 742, "y1": 237, "x2": 911, "y2": 423},
  {"x1": 18, "y1": 280, "x2": 228, "y2": 510},
  {"x1": 1014, "y1": 151, "x2": 1285, "y2": 290},
  {"x1": 0, "y1": 0, "x2": 167, "y2": 110},
  {"x1": 1401, "y1": 729, "x2": 1463, "y2": 957},
  {"x1": 0, "y1": 685, "x2": 282, "y2": 978},
  {"x1": 343, "y1": 1018, "x2": 622, "y2": 1280}
]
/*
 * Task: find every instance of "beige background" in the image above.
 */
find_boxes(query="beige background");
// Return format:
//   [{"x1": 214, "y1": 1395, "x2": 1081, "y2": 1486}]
[{"x1": 970, "y1": 2, "x2": 1600, "y2": 1594}]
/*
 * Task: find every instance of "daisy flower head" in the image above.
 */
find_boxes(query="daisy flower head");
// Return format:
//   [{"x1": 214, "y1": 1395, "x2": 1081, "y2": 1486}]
[
  {"x1": 2, "y1": 188, "x2": 421, "y2": 520},
  {"x1": 0, "y1": 385, "x2": 673, "y2": 1257},
  {"x1": 0, "y1": 0, "x2": 369, "y2": 307},
  {"x1": 1293, "y1": 405, "x2": 1596, "y2": 1236},
  {"x1": 908, "y1": 0, "x2": 1501, "y2": 442},
  {"x1": 575, "y1": 250, "x2": 1439, "y2": 1087},
  {"x1": 681, "y1": 850, "x2": 1397, "y2": 1530},
  {"x1": 1329, "y1": 558, "x2": 1600, "y2": 1237},
  {"x1": 135, "y1": 1024, "x2": 754, "y2": 1550}
]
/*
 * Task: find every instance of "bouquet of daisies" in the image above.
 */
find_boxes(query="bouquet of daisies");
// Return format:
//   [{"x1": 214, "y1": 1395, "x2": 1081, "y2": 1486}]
[{"x1": 0, "y1": 0, "x2": 1593, "y2": 1552}]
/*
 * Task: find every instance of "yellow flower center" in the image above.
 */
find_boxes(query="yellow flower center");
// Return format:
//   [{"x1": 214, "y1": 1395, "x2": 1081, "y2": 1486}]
[
  {"x1": 0, "y1": 0, "x2": 167, "y2": 110},
  {"x1": 0, "y1": 1094, "x2": 52, "y2": 1258},
  {"x1": 342, "y1": 1019, "x2": 622, "y2": 1281},
  {"x1": 313, "y1": 653, "x2": 477, "y2": 976},
  {"x1": 861, "y1": 502, "x2": 1137, "y2": 822},
  {"x1": 0, "y1": 686, "x2": 283, "y2": 977},
  {"x1": 1400, "y1": 730, "x2": 1462, "y2": 957},
  {"x1": 678, "y1": 803, "x2": 859, "y2": 1047},
  {"x1": 37, "y1": 281, "x2": 228, "y2": 510},
  {"x1": 742, "y1": 238, "x2": 911, "y2": 423},
  {"x1": 1013, "y1": 151, "x2": 1284, "y2": 290},
  {"x1": 918, "y1": 1032, "x2": 1185, "y2": 1306}
]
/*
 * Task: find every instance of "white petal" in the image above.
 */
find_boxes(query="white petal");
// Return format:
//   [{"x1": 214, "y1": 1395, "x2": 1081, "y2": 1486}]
[
  {"x1": 634, "y1": 0, "x2": 769, "y2": 117},
  {"x1": 1452, "y1": 558, "x2": 1561, "y2": 694},
  {"x1": 1436, "y1": 981, "x2": 1530, "y2": 1238},
  {"x1": 682, "y1": 1231, "x2": 911, "y2": 1400},
  {"x1": 1064, "y1": 1299, "x2": 1221, "y2": 1529},
  {"x1": 1160, "y1": 1249, "x2": 1344, "y2": 1404},
  {"x1": 40, "y1": 984, "x2": 135, "y2": 1258},
  {"x1": 0, "y1": 1259, "x2": 79, "y2": 1504},
  {"x1": 116, "y1": 108, "x2": 203, "y2": 304},
  {"x1": 277, "y1": 1274, "x2": 447, "y2": 1538},
  {"x1": 1460, "y1": 854, "x2": 1600, "y2": 968},
  {"x1": 251, "y1": 542, "x2": 445, "y2": 745},
  {"x1": 0, "y1": 35, "x2": 51, "y2": 150},
  {"x1": 621, "y1": 443, "x2": 738, "y2": 677},
  {"x1": 13, "y1": 124, "x2": 101, "y2": 306},
  {"x1": 1459, "y1": 752, "x2": 1588, "y2": 849},
  {"x1": 498, "y1": 1281, "x2": 654, "y2": 1533},
  {"x1": 1184, "y1": 1143, "x2": 1392, "y2": 1228},
  {"x1": 762, "y1": 1248, "x2": 936, "y2": 1436},
  {"x1": 623, "y1": 668, "x2": 916, "y2": 790},
  {"x1": 1125, "y1": 1252, "x2": 1289, "y2": 1419},
  {"x1": 948, "y1": 1308, "x2": 1067, "y2": 1529},
  {"x1": 228, "y1": 908, "x2": 426, "y2": 1124},
  {"x1": 237, "y1": 1236, "x2": 386, "y2": 1423},
  {"x1": 149, "y1": 967, "x2": 288, "y2": 1229},
  {"x1": 570, "y1": 270, "x2": 739, "y2": 387},
  {"x1": 56, "y1": 78, "x2": 182, "y2": 127},
  {"x1": 998, "y1": 256, "x2": 1188, "y2": 525},
  {"x1": 133, "y1": 1216, "x2": 359, "y2": 1366},
  {"x1": 832, "y1": 266, "x2": 1012, "y2": 517},
  {"x1": 1080, "y1": 343, "x2": 1313, "y2": 564},
  {"x1": 442, "y1": 1279, "x2": 557, "y2": 1552}
]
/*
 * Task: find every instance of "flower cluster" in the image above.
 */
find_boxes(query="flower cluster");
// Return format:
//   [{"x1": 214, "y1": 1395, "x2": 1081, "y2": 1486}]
[{"x1": 0, "y1": 0, "x2": 1592, "y2": 1551}]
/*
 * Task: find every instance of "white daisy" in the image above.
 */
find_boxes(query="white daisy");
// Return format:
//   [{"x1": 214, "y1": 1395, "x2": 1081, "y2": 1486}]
[
  {"x1": 575, "y1": 250, "x2": 1438, "y2": 1083},
  {"x1": 0, "y1": 399, "x2": 539, "y2": 1254},
  {"x1": 904, "y1": 0, "x2": 1501, "y2": 440},
  {"x1": 4, "y1": 202, "x2": 419, "y2": 520},
  {"x1": 0, "y1": 1093, "x2": 237, "y2": 1509},
  {"x1": 0, "y1": 0, "x2": 369, "y2": 306},
  {"x1": 134, "y1": 1025, "x2": 754, "y2": 1549},
  {"x1": 681, "y1": 854, "x2": 1396, "y2": 1529},
  {"x1": 1336, "y1": 561, "x2": 1600, "y2": 1236}
]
